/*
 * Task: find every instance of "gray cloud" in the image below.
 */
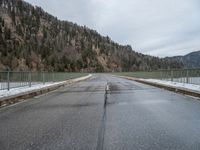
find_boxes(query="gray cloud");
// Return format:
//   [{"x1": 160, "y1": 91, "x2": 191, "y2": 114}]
[{"x1": 25, "y1": 0, "x2": 200, "y2": 57}]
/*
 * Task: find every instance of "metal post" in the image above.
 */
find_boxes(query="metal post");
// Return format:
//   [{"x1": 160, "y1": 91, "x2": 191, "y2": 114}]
[
  {"x1": 53, "y1": 72, "x2": 55, "y2": 82},
  {"x1": 29, "y1": 71, "x2": 32, "y2": 87},
  {"x1": 186, "y1": 70, "x2": 189, "y2": 84},
  {"x1": 43, "y1": 72, "x2": 45, "y2": 85},
  {"x1": 171, "y1": 70, "x2": 173, "y2": 82},
  {"x1": 160, "y1": 71, "x2": 163, "y2": 80},
  {"x1": 180, "y1": 71, "x2": 182, "y2": 83},
  {"x1": 7, "y1": 71, "x2": 10, "y2": 91}
]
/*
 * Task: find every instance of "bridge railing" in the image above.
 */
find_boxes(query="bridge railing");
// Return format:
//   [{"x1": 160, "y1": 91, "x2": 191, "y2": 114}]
[
  {"x1": 114, "y1": 69, "x2": 200, "y2": 85},
  {"x1": 0, "y1": 71, "x2": 88, "y2": 91}
]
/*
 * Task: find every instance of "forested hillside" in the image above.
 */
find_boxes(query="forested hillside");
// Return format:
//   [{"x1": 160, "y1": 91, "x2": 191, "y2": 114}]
[
  {"x1": 0, "y1": 0, "x2": 182, "y2": 72},
  {"x1": 165, "y1": 50, "x2": 200, "y2": 69}
]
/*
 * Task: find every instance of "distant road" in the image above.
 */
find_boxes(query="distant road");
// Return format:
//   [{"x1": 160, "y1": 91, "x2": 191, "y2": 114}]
[{"x1": 0, "y1": 74, "x2": 200, "y2": 150}]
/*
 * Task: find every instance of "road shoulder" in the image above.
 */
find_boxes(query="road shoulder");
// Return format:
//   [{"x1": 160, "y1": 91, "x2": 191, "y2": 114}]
[{"x1": 0, "y1": 74, "x2": 92, "y2": 107}]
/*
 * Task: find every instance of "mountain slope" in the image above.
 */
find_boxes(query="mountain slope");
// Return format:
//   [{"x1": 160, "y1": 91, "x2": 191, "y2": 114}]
[
  {"x1": 0, "y1": 0, "x2": 182, "y2": 72},
  {"x1": 165, "y1": 51, "x2": 200, "y2": 69}
]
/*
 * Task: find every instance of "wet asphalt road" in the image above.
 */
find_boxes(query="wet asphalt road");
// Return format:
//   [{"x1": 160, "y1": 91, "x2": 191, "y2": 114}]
[{"x1": 1, "y1": 74, "x2": 200, "y2": 150}]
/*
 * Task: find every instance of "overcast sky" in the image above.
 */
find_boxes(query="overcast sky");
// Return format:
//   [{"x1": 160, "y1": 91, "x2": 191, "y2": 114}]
[{"x1": 25, "y1": 0, "x2": 200, "y2": 57}]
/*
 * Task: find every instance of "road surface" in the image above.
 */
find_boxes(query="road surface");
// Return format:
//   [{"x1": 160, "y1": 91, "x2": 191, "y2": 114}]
[{"x1": 0, "y1": 74, "x2": 200, "y2": 150}]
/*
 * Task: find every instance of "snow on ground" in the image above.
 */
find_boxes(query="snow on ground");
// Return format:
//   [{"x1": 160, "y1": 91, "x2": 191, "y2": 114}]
[
  {"x1": 143, "y1": 79, "x2": 200, "y2": 92},
  {"x1": 162, "y1": 77, "x2": 200, "y2": 85},
  {"x1": 0, "y1": 74, "x2": 92, "y2": 99},
  {"x1": 0, "y1": 81, "x2": 65, "y2": 99}
]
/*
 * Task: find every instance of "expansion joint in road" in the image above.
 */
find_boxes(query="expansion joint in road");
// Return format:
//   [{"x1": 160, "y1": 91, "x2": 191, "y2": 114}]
[{"x1": 96, "y1": 82, "x2": 110, "y2": 150}]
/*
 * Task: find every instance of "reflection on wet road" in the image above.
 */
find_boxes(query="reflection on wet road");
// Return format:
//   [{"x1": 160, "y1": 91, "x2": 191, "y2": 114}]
[{"x1": 0, "y1": 74, "x2": 200, "y2": 150}]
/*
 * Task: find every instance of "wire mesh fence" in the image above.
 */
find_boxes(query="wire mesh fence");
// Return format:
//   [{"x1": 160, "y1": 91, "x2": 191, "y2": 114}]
[
  {"x1": 0, "y1": 71, "x2": 88, "y2": 91},
  {"x1": 113, "y1": 69, "x2": 200, "y2": 85},
  {"x1": 160, "y1": 69, "x2": 200, "y2": 85}
]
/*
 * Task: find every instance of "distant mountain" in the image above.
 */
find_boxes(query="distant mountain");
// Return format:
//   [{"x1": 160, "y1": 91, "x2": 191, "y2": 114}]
[
  {"x1": 0, "y1": 0, "x2": 182, "y2": 72},
  {"x1": 165, "y1": 51, "x2": 200, "y2": 69}
]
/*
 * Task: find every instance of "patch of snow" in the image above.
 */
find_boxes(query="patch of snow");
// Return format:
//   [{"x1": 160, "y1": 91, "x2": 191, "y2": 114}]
[
  {"x1": 161, "y1": 77, "x2": 200, "y2": 85},
  {"x1": 0, "y1": 74, "x2": 92, "y2": 99},
  {"x1": 143, "y1": 79, "x2": 200, "y2": 92},
  {"x1": 0, "y1": 82, "x2": 62, "y2": 99}
]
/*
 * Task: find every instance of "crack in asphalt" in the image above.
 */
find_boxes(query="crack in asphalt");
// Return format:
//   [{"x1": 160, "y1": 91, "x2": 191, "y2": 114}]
[{"x1": 96, "y1": 82, "x2": 109, "y2": 150}]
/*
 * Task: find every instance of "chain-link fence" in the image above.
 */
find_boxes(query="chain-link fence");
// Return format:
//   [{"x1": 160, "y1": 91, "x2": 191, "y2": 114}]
[
  {"x1": 113, "y1": 69, "x2": 200, "y2": 85},
  {"x1": 0, "y1": 72, "x2": 88, "y2": 91}
]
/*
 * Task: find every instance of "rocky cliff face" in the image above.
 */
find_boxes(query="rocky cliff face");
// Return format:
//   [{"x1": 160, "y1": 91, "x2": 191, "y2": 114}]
[{"x1": 0, "y1": 0, "x2": 182, "y2": 72}]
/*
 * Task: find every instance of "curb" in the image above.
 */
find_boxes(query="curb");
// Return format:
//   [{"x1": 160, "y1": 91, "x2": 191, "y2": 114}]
[
  {"x1": 118, "y1": 76, "x2": 200, "y2": 98},
  {"x1": 0, "y1": 74, "x2": 92, "y2": 107}
]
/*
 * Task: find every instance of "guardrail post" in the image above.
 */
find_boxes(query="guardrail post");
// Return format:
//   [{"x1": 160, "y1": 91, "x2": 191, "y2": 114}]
[
  {"x1": 7, "y1": 71, "x2": 10, "y2": 91},
  {"x1": 29, "y1": 71, "x2": 32, "y2": 87}
]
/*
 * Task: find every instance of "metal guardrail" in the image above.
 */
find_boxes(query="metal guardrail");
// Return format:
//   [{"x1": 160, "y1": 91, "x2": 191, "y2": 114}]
[
  {"x1": 113, "y1": 69, "x2": 200, "y2": 85},
  {"x1": 0, "y1": 71, "x2": 88, "y2": 91}
]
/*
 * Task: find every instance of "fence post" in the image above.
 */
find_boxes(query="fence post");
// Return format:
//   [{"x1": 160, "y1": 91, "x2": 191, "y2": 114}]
[
  {"x1": 171, "y1": 70, "x2": 173, "y2": 82},
  {"x1": 43, "y1": 72, "x2": 45, "y2": 85},
  {"x1": 186, "y1": 70, "x2": 189, "y2": 84},
  {"x1": 160, "y1": 71, "x2": 163, "y2": 80},
  {"x1": 7, "y1": 71, "x2": 10, "y2": 91},
  {"x1": 29, "y1": 71, "x2": 32, "y2": 87},
  {"x1": 53, "y1": 72, "x2": 55, "y2": 82}
]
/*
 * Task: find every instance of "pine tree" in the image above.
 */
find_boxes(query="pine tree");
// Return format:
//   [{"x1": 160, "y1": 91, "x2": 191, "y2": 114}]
[{"x1": 5, "y1": 27, "x2": 11, "y2": 40}]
